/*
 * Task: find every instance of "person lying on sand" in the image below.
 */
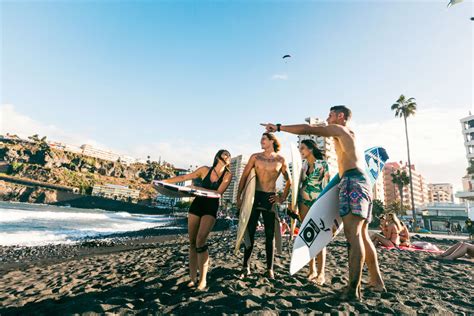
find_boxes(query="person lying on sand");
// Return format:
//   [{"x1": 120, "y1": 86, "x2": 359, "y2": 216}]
[
  {"x1": 162, "y1": 150, "x2": 232, "y2": 291},
  {"x1": 437, "y1": 242, "x2": 474, "y2": 261},
  {"x1": 236, "y1": 133, "x2": 291, "y2": 279}
]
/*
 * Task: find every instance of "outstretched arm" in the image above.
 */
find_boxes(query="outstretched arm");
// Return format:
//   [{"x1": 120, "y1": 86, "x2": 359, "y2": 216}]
[
  {"x1": 261, "y1": 123, "x2": 345, "y2": 138},
  {"x1": 163, "y1": 166, "x2": 207, "y2": 184}
]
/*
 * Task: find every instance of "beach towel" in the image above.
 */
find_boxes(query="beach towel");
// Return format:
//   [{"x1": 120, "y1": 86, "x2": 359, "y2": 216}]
[{"x1": 380, "y1": 243, "x2": 443, "y2": 254}]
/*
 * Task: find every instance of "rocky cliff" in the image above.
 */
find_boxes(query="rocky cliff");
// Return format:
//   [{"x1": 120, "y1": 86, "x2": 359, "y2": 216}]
[{"x1": 0, "y1": 139, "x2": 176, "y2": 203}]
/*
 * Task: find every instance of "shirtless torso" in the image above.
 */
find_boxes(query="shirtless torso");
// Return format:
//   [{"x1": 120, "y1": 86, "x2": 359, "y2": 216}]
[
  {"x1": 253, "y1": 153, "x2": 285, "y2": 192},
  {"x1": 332, "y1": 128, "x2": 364, "y2": 176}
]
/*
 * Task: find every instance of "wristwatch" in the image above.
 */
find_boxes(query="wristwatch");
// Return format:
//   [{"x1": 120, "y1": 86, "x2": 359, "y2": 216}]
[{"x1": 276, "y1": 124, "x2": 281, "y2": 132}]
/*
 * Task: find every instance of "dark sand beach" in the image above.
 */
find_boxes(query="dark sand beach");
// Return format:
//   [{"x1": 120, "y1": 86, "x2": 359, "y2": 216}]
[{"x1": 1, "y1": 231, "x2": 473, "y2": 315}]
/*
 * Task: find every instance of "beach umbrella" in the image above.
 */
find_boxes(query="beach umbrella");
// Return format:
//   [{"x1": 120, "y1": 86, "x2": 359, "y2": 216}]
[{"x1": 447, "y1": 0, "x2": 463, "y2": 7}]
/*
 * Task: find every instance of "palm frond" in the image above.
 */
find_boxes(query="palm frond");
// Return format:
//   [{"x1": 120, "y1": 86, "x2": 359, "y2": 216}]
[{"x1": 406, "y1": 102, "x2": 417, "y2": 110}]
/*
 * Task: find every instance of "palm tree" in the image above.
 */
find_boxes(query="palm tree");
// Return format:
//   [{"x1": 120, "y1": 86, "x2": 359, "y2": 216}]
[
  {"x1": 467, "y1": 161, "x2": 474, "y2": 175},
  {"x1": 390, "y1": 169, "x2": 410, "y2": 214},
  {"x1": 28, "y1": 134, "x2": 40, "y2": 143},
  {"x1": 391, "y1": 95, "x2": 417, "y2": 224}
]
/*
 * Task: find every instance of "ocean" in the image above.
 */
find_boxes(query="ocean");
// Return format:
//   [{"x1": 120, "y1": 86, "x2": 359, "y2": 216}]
[{"x1": 0, "y1": 201, "x2": 176, "y2": 246}]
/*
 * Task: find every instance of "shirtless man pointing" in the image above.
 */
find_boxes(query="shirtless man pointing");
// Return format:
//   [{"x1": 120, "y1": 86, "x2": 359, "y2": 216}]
[
  {"x1": 237, "y1": 133, "x2": 291, "y2": 279},
  {"x1": 261, "y1": 105, "x2": 385, "y2": 300}
]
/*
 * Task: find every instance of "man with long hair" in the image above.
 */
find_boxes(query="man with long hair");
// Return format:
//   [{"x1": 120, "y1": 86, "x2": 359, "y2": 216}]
[
  {"x1": 262, "y1": 106, "x2": 385, "y2": 300},
  {"x1": 237, "y1": 133, "x2": 291, "y2": 279}
]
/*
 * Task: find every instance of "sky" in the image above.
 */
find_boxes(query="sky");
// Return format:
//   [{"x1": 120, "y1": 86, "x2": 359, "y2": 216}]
[{"x1": 1, "y1": 0, "x2": 472, "y2": 193}]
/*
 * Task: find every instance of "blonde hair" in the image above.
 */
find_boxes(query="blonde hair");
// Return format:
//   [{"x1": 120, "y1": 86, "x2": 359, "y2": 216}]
[{"x1": 388, "y1": 213, "x2": 403, "y2": 231}]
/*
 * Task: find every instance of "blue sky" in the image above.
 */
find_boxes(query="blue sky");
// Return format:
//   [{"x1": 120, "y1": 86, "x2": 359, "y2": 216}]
[{"x1": 1, "y1": 0, "x2": 472, "y2": 189}]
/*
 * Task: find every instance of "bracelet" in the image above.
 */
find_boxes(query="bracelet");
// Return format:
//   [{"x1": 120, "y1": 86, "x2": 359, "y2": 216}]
[{"x1": 276, "y1": 124, "x2": 281, "y2": 132}]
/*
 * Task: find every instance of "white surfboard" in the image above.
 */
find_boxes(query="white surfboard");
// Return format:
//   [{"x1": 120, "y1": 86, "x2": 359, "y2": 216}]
[
  {"x1": 289, "y1": 143, "x2": 303, "y2": 240},
  {"x1": 289, "y1": 147, "x2": 389, "y2": 275},
  {"x1": 152, "y1": 181, "x2": 221, "y2": 199},
  {"x1": 290, "y1": 143, "x2": 302, "y2": 211},
  {"x1": 235, "y1": 169, "x2": 257, "y2": 255}
]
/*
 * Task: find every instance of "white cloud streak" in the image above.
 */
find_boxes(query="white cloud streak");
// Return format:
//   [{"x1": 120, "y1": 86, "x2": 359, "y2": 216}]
[
  {"x1": 1, "y1": 104, "x2": 104, "y2": 149},
  {"x1": 271, "y1": 74, "x2": 288, "y2": 80}
]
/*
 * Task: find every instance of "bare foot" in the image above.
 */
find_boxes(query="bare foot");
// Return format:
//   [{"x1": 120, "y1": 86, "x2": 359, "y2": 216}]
[
  {"x1": 367, "y1": 285, "x2": 386, "y2": 293},
  {"x1": 315, "y1": 274, "x2": 326, "y2": 286},
  {"x1": 239, "y1": 267, "x2": 251, "y2": 279},
  {"x1": 187, "y1": 280, "x2": 196, "y2": 288},
  {"x1": 307, "y1": 272, "x2": 318, "y2": 281},
  {"x1": 196, "y1": 282, "x2": 207, "y2": 291},
  {"x1": 367, "y1": 281, "x2": 386, "y2": 293},
  {"x1": 266, "y1": 269, "x2": 275, "y2": 279},
  {"x1": 340, "y1": 286, "x2": 362, "y2": 301}
]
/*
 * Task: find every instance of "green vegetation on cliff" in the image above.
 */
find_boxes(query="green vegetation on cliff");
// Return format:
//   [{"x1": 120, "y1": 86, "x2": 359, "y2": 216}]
[{"x1": 0, "y1": 136, "x2": 176, "y2": 200}]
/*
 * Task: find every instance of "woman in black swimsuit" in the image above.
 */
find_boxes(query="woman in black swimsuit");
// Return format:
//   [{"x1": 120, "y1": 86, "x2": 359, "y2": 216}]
[{"x1": 164, "y1": 150, "x2": 232, "y2": 291}]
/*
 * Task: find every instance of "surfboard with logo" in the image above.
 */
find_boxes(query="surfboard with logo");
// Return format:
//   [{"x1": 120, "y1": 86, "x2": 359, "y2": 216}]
[{"x1": 289, "y1": 147, "x2": 389, "y2": 275}]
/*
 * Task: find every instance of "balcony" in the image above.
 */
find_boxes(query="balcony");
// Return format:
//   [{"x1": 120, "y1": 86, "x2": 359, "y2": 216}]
[
  {"x1": 461, "y1": 115, "x2": 474, "y2": 124},
  {"x1": 455, "y1": 191, "x2": 474, "y2": 200},
  {"x1": 462, "y1": 127, "x2": 474, "y2": 134}
]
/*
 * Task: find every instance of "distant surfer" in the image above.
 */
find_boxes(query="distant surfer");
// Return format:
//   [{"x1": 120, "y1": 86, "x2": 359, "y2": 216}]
[
  {"x1": 262, "y1": 105, "x2": 385, "y2": 300},
  {"x1": 161, "y1": 150, "x2": 232, "y2": 291},
  {"x1": 236, "y1": 133, "x2": 291, "y2": 279},
  {"x1": 290, "y1": 139, "x2": 330, "y2": 285}
]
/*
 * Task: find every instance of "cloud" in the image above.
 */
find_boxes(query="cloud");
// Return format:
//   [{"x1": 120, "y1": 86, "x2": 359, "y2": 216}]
[
  {"x1": 0, "y1": 104, "x2": 104, "y2": 149},
  {"x1": 352, "y1": 107, "x2": 468, "y2": 193},
  {"x1": 271, "y1": 74, "x2": 288, "y2": 80}
]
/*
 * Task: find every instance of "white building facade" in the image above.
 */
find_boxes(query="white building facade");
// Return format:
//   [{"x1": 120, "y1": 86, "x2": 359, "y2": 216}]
[
  {"x1": 223, "y1": 155, "x2": 248, "y2": 204},
  {"x1": 456, "y1": 113, "x2": 474, "y2": 219},
  {"x1": 92, "y1": 184, "x2": 140, "y2": 202}
]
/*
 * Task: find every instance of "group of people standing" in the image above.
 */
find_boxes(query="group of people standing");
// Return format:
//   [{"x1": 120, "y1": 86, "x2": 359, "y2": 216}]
[{"x1": 160, "y1": 105, "x2": 385, "y2": 300}]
